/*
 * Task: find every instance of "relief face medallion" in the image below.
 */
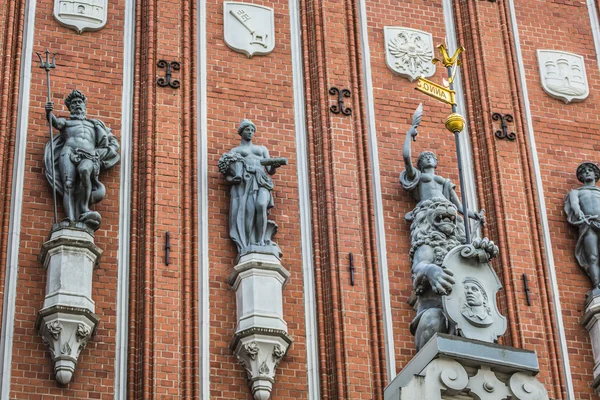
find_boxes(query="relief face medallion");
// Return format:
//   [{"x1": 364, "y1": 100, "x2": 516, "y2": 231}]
[
  {"x1": 224, "y1": 2, "x2": 275, "y2": 58},
  {"x1": 537, "y1": 50, "x2": 589, "y2": 104},
  {"x1": 54, "y1": 0, "x2": 108, "y2": 34},
  {"x1": 384, "y1": 27, "x2": 435, "y2": 82}
]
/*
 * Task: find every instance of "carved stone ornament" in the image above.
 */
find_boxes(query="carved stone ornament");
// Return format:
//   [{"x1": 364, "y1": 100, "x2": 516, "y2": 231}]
[
  {"x1": 54, "y1": 0, "x2": 108, "y2": 34},
  {"x1": 537, "y1": 50, "x2": 589, "y2": 104},
  {"x1": 37, "y1": 222, "x2": 101, "y2": 384},
  {"x1": 224, "y1": 2, "x2": 275, "y2": 58},
  {"x1": 442, "y1": 243, "x2": 507, "y2": 342},
  {"x1": 384, "y1": 334, "x2": 549, "y2": 400},
  {"x1": 384, "y1": 27, "x2": 435, "y2": 81}
]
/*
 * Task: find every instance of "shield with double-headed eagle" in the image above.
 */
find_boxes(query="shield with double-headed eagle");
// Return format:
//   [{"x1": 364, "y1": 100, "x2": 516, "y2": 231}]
[
  {"x1": 384, "y1": 27, "x2": 436, "y2": 82},
  {"x1": 54, "y1": 0, "x2": 108, "y2": 34},
  {"x1": 224, "y1": 2, "x2": 275, "y2": 58}
]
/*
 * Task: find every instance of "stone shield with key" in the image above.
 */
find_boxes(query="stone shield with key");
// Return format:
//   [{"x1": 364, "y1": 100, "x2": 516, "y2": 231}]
[{"x1": 224, "y1": 2, "x2": 275, "y2": 58}]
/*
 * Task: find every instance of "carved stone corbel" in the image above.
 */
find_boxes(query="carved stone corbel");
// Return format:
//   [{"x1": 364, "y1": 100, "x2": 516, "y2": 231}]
[{"x1": 36, "y1": 222, "x2": 100, "y2": 384}]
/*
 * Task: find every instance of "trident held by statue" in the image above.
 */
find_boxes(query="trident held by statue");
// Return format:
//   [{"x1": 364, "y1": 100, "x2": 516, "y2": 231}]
[{"x1": 36, "y1": 49, "x2": 58, "y2": 225}]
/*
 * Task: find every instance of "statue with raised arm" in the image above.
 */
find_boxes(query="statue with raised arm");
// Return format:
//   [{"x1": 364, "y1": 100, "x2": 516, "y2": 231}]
[
  {"x1": 565, "y1": 162, "x2": 600, "y2": 289},
  {"x1": 44, "y1": 90, "x2": 120, "y2": 231},
  {"x1": 219, "y1": 119, "x2": 288, "y2": 259},
  {"x1": 400, "y1": 104, "x2": 495, "y2": 350}
]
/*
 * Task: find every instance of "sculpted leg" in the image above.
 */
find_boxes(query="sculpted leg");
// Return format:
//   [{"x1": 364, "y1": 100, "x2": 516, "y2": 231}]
[
  {"x1": 583, "y1": 232, "x2": 600, "y2": 288},
  {"x1": 59, "y1": 151, "x2": 77, "y2": 221},
  {"x1": 255, "y1": 188, "x2": 270, "y2": 246},
  {"x1": 414, "y1": 308, "x2": 448, "y2": 352},
  {"x1": 78, "y1": 159, "x2": 94, "y2": 214}
]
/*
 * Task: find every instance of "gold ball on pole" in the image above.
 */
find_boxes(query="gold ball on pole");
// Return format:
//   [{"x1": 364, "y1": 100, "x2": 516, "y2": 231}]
[{"x1": 445, "y1": 112, "x2": 465, "y2": 134}]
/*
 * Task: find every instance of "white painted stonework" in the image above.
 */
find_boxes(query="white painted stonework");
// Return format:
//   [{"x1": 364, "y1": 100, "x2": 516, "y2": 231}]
[
  {"x1": 37, "y1": 224, "x2": 101, "y2": 385},
  {"x1": 442, "y1": 244, "x2": 507, "y2": 343},
  {"x1": 229, "y1": 253, "x2": 292, "y2": 400},
  {"x1": 384, "y1": 27, "x2": 435, "y2": 82},
  {"x1": 54, "y1": 0, "x2": 108, "y2": 34},
  {"x1": 537, "y1": 50, "x2": 589, "y2": 104},
  {"x1": 224, "y1": 2, "x2": 275, "y2": 58},
  {"x1": 385, "y1": 335, "x2": 549, "y2": 400},
  {"x1": 582, "y1": 291, "x2": 600, "y2": 394}
]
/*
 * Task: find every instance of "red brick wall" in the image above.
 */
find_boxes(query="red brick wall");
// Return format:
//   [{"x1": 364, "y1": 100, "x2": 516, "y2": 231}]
[
  {"x1": 205, "y1": 0, "x2": 311, "y2": 396},
  {"x1": 8, "y1": 0, "x2": 126, "y2": 397},
  {"x1": 513, "y1": 0, "x2": 600, "y2": 398}
]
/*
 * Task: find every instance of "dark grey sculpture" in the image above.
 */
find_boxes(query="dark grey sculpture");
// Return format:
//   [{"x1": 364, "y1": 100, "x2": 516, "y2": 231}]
[
  {"x1": 565, "y1": 162, "x2": 600, "y2": 289},
  {"x1": 44, "y1": 90, "x2": 120, "y2": 230},
  {"x1": 219, "y1": 119, "x2": 287, "y2": 259},
  {"x1": 401, "y1": 110, "x2": 494, "y2": 351}
]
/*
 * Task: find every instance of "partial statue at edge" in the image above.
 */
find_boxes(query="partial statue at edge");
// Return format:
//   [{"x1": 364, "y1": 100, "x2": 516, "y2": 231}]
[
  {"x1": 44, "y1": 90, "x2": 120, "y2": 231},
  {"x1": 219, "y1": 119, "x2": 288, "y2": 259},
  {"x1": 401, "y1": 104, "x2": 497, "y2": 350},
  {"x1": 565, "y1": 162, "x2": 600, "y2": 290}
]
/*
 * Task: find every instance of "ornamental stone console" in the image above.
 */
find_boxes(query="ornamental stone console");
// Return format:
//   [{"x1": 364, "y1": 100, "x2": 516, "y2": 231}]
[
  {"x1": 219, "y1": 119, "x2": 290, "y2": 400},
  {"x1": 37, "y1": 90, "x2": 119, "y2": 384}
]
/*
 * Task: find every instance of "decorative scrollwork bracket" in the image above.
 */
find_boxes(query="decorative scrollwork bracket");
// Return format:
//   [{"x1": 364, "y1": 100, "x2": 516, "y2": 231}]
[
  {"x1": 492, "y1": 112, "x2": 516, "y2": 141},
  {"x1": 329, "y1": 87, "x2": 352, "y2": 116},
  {"x1": 157, "y1": 60, "x2": 181, "y2": 89}
]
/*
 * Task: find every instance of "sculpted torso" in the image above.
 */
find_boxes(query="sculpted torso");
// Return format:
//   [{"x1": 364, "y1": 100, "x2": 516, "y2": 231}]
[
  {"x1": 58, "y1": 119, "x2": 96, "y2": 153},
  {"x1": 231, "y1": 144, "x2": 268, "y2": 169},
  {"x1": 417, "y1": 173, "x2": 448, "y2": 201},
  {"x1": 574, "y1": 188, "x2": 600, "y2": 216}
]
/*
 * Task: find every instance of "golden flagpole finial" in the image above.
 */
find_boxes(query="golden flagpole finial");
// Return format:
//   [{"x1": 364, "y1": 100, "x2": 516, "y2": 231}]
[{"x1": 432, "y1": 44, "x2": 465, "y2": 68}]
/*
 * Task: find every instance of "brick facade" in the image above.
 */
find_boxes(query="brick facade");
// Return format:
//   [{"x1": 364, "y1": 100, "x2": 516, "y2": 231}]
[{"x1": 0, "y1": 0, "x2": 598, "y2": 398}]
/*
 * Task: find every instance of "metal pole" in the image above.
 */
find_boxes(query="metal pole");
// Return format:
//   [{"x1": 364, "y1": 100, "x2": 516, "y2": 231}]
[
  {"x1": 37, "y1": 50, "x2": 58, "y2": 225},
  {"x1": 447, "y1": 64, "x2": 471, "y2": 243}
]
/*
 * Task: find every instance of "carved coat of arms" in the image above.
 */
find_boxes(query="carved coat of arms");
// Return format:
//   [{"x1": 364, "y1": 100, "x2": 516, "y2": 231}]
[
  {"x1": 537, "y1": 50, "x2": 589, "y2": 104},
  {"x1": 442, "y1": 244, "x2": 507, "y2": 343},
  {"x1": 224, "y1": 2, "x2": 275, "y2": 58},
  {"x1": 54, "y1": 0, "x2": 108, "y2": 34},
  {"x1": 383, "y1": 27, "x2": 435, "y2": 81}
]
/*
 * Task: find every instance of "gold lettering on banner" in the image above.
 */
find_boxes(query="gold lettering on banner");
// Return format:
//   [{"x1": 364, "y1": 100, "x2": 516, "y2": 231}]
[{"x1": 415, "y1": 77, "x2": 456, "y2": 106}]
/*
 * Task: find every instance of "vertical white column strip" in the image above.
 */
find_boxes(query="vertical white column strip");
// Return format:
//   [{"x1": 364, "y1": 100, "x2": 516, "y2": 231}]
[
  {"x1": 442, "y1": 0, "x2": 480, "y2": 223},
  {"x1": 0, "y1": 0, "x2": 36, "y2": 397},
  {"x1": 288, "y1": 0, "x2": 320, "y2": 397},
  {"x1": 587, "y1": 0, "x2": 600, "y2": 69},
  {"x1": 356, "y1": 0, "x2": 396, "y2": 380},
  {"x1": 113, "y1": 0, "x2": 136, "y2": 397},
  {"x1": 507, "y1": 1, "x2": 574, "y2": 398},
  {"x1": 197, "y1": 0, "x2": 210, "y2": 396}
]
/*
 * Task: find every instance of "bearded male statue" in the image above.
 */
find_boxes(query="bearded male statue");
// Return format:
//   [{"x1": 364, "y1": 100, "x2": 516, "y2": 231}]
[
  {"x1": 401, "y1": 107, "x2": 497, "y2": 351},
  {"x1": 44, "y1": 90, "x2": 120, "y2": 230}
]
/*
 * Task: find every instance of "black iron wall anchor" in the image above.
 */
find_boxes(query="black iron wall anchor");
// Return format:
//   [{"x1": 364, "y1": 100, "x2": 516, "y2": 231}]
[
  {"x1": 165, "y1": 231, "x2": 171, "y2": 265},
  {"x1": 491, "y1": 112, "x2": 516, "y2": 141},
  {"x1": 157, "y1": 60, "x2": 181, "y2": 89},
  {"x1": 349, "y1": 253, "x2": 355, "y2": 286},
  {"x1": 523, "y1": 273, "x2": 531, "y2": 306},
  {"x1": 329, "y1": 87, "x2": 352, "y2": 116}
]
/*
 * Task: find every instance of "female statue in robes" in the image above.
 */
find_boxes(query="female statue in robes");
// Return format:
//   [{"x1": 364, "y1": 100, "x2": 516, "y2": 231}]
[{"x1": 219, "y1": 120, "x2": 287, "y2": 259}]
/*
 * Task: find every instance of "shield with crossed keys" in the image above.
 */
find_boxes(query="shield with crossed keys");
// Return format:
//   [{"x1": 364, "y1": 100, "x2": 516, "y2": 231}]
[{"x1": 224, "y1": 2, "x2": 275, "y2": 58}]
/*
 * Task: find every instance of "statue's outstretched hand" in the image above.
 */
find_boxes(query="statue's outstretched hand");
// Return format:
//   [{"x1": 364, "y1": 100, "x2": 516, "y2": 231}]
[
  {"x1": 45, "y1": 101, "x2": 54, "y2": 115},
  {"x1": 423, "y1": 264, "x2": 455, "y2": 295},
  {"x1": 476, "y1": 209, "x2": 486, "y2": 226}
]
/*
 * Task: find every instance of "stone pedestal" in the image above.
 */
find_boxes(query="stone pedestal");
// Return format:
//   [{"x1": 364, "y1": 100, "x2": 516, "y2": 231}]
[
  {"x1": 384, "y1": 334, "x2": 549, "y2": 400},
  {"x1": 36, "y1": 223, "x2": 101, "y2": 384},
  {"x1": 582, "y1": 289, "x2": 600, "y2": 394},
  {"x1": 229, "y1": 253, "x2": 292, "y2": 400}
]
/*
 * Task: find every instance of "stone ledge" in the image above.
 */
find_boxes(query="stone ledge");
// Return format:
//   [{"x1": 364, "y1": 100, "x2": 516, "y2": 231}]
[{"x1": 386, "y1": 333, "x2": 540, "y2": 396}]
